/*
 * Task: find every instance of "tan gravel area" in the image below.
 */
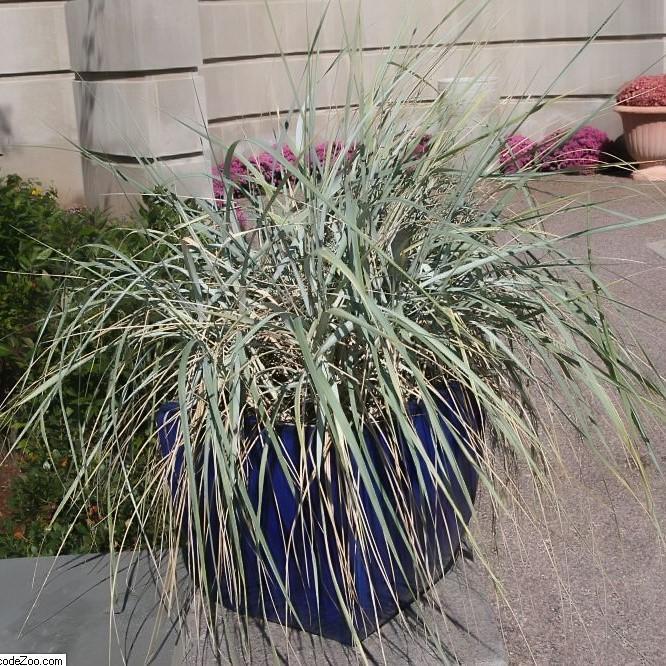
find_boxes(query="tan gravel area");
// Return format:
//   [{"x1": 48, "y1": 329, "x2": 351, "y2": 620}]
[{"x1": 476, "y1": 175, "x2": 666, "y2": 666}]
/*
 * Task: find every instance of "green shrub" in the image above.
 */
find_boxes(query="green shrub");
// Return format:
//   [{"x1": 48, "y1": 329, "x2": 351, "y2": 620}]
[
  {"x1": 0, "y1": 175, "x2": 167, "y2": 558},
  {"x1": 0, "y1": 446, "x2": 101, "y2": 557},
  {"x1": 0, "y1": 175, "x2": 107, "y2": 404}
]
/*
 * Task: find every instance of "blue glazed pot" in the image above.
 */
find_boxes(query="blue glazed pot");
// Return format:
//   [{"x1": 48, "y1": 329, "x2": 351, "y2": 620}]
[{"x1": 157, "y1": 386, "x2": 479, "y2": 645}]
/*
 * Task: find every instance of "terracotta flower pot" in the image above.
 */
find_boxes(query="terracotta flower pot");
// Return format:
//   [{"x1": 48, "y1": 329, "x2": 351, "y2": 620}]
[{"x1": 615, "y1": 105, "x2": 666, "y2": 181}]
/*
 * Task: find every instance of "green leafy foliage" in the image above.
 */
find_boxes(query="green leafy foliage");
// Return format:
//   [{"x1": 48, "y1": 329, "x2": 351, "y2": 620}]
[
  {"x1": 0, "y1": 174, "x2": 166, "y2": 558},
  {"x1": 0, "y1": 175, "x2": 106, "y2": 402},
  {"x1": 0, "y1": 447, "x2": 99, "y2": 557},
  {"x1": 0, "y1": 440, "x2": 162, "y2": 557}
]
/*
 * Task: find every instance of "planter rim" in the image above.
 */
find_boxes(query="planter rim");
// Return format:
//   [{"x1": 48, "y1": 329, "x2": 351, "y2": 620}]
[
  {"x1": 614, "y1": 105, "x2": 666, "y2": 115},
  {"x1": 156, "y1": 383, "x2": 475, "y2": 432}
]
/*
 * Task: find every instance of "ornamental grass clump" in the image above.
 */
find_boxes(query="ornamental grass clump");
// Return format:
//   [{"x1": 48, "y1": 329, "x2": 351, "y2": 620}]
[{"x1": 3, "y1": 14, "x2": 666, "y2": 661}]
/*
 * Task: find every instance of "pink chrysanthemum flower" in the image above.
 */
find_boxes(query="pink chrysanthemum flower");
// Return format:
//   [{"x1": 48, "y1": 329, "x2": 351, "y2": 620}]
[
  {"x1": 281, "y1": 145, "x2": 297, "y2": 164},
  {"x1": 213, "y1": 157, "x2": 248, "y2": 183},
  {"x1": 617, "y1": 75, "x2": 666, "y2": 107},
  {"x1": 249, "y1": 145, "x2": 297, "y2": 184},
  {"x1": 314, "y1": 141, "x2": 345, "y2": 164},
  {"x1": 499, "y1": 135, "x2": 537, "y2": 174},
  {"x1": 412, "y1": 134, "x2": 432, "y2": 158},
  {"x1": 312, "y1": 141, "x2": 357, "y2": 168},
  {"x1": 228, "y1": 157, "x2": 249, "y2": 183},
  {"x1": 249, "y1": 152, "x2": 278, "y2": 181},
  {"x1": 212, "y1": 157, "x2": 248, "y2": 201},
  {"x1": 537, "y1": 126, "x2": 610, "y2": 173}
]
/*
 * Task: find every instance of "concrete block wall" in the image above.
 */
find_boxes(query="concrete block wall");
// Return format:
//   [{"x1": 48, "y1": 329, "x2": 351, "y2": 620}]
[
  {"x1": 203, "y1": 0, "x2": 666, "y2": 149},
  {"x1": 0, "y1": 1, "x2": 85, "y2": 203},
  {"x1": 65, "y1": 0, "x2": 212, "y2": 211},
  {"x1": 487, "y1": 0, "x2": 666, "y2": 138},
  {"x1": 1, "y1": 0, "x2": 665, "y2": 208}
]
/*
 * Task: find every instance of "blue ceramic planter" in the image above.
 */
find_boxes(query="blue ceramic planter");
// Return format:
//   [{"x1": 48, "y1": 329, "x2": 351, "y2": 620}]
[{"x1": 157, "y1": 387, "x2": 478, "y2": 644}]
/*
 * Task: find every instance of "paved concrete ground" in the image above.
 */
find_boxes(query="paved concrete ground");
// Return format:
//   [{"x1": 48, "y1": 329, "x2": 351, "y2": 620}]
[
  {"x1": 174, "y1": 558, "x2": 507, "y2": 666},
  {"x1": 475, "y1": 176, "x2": 666, "y2": 665},
  {"x1": 0, "y1": 550, "x2": 507, "y2": 665}
]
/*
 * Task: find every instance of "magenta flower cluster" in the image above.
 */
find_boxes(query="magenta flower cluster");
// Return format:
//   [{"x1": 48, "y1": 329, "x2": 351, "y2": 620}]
[
  {"x1": 412, "y1": 134, "x2": 432, "y2": 159},
  {"x1": 212, "y1": 145, "x2": 297, "y2": 197},
  {"x1": 538, "y1": 126, "x2": 611, "y2": 173},
  {"x1": 500, "y1": 126, "x2": 611, "y2": 174},
  {"x1": 213, "y1": 137, "x2": 431, "y2": 194},
  {"x1": 250, "y1": 145, "x2": 297, "y2": 182},
  {"x1": 499, "y1": 135, "x2": 537, "y2": 174},
  {"x1": 617, "y1": 75, "x2": 666, "y2": 107},
  {"x1": 212, "y1": 157, "x2": 247, "y2": 201},
  {"x1": 212, "y1": 145, "x2": 298, "y2": 226},
  {"x1": 212, "y1": 137, "x2": 434, "y2": 223},
  {"x1": 314, "y1": 140, "x2": 348, "y2": 163}
]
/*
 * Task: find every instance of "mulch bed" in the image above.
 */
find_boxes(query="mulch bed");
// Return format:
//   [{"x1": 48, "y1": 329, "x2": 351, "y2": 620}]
[{"x1": 0, "y1": 454, "x2": 20, "y2": 523}]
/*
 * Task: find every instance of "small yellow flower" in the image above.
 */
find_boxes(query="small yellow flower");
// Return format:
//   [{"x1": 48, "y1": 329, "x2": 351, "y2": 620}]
[{"x1": 31, "y1": 187, "x2": 42, "y2": 196}]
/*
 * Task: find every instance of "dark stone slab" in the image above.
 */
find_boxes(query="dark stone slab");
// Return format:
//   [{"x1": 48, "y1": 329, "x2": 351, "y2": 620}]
[
  {"x1": 0, "y1": 552, "x2": 185, "y2": 665},
  {"x1": 0, "y1": 553, "x2": 506, "y2": 665}
]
